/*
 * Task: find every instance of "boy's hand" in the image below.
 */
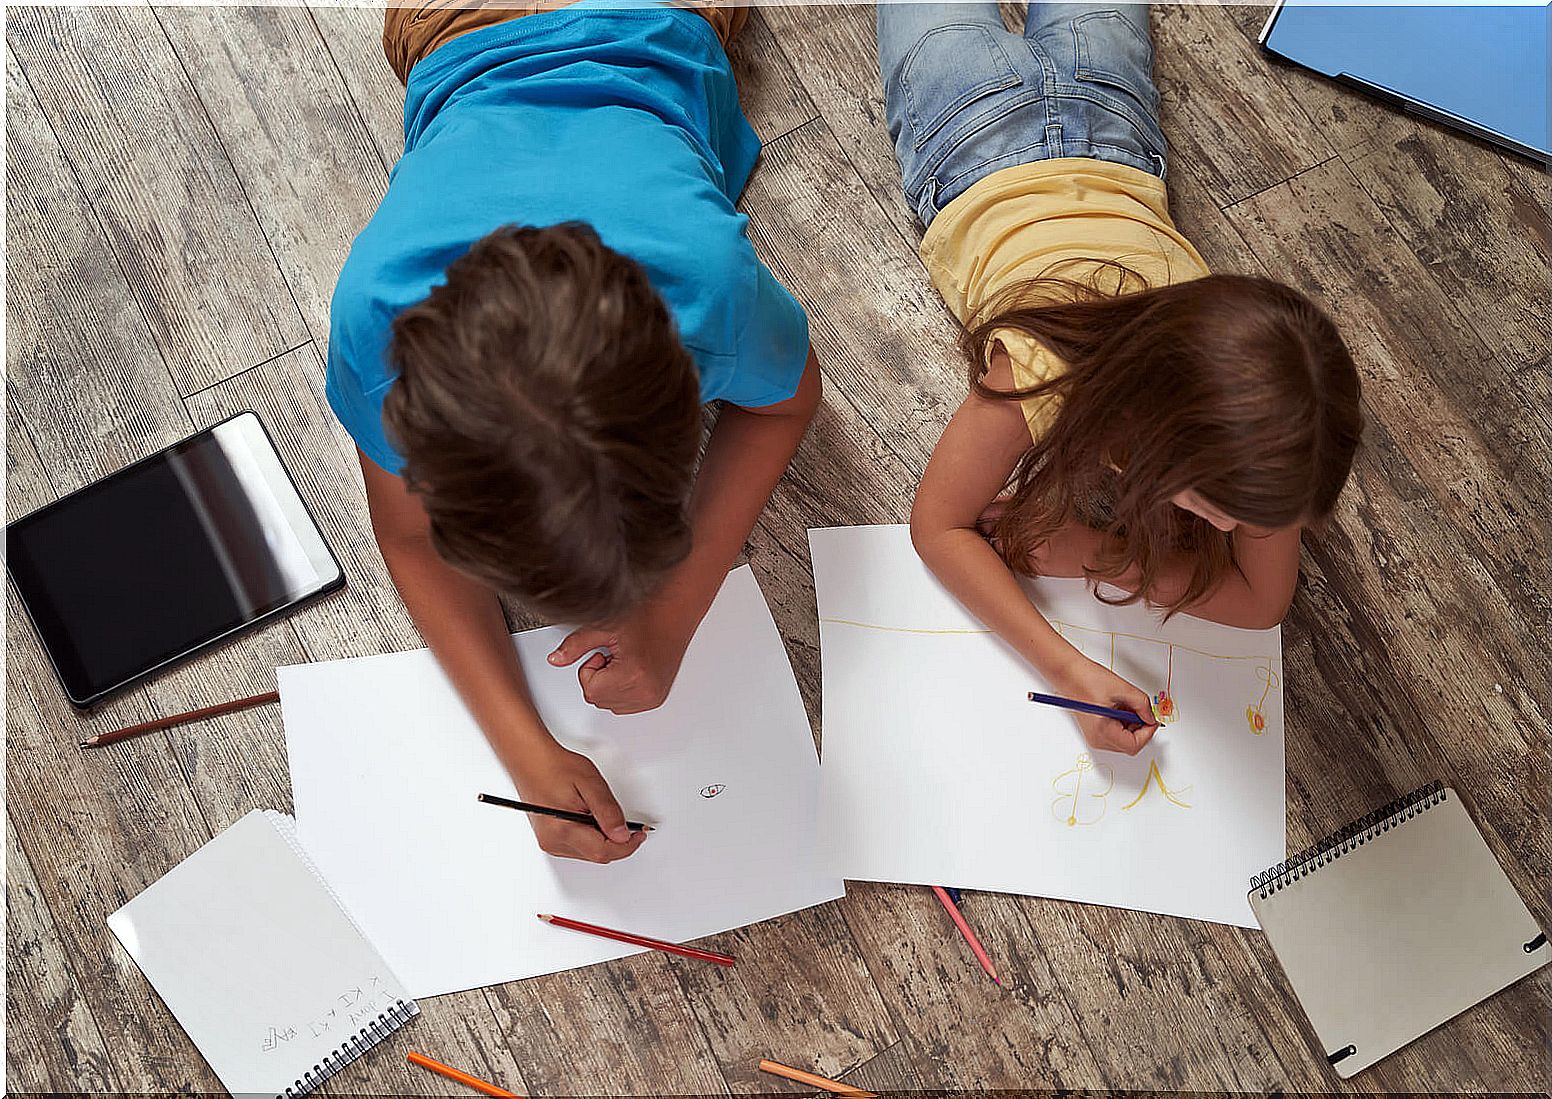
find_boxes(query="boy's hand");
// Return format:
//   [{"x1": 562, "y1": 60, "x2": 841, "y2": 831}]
[
  {"x1": 1051, "y1": 658, "x2": 1159, "y2": 756},
  {"x1": 548, "y1": 609, "x2": 692, "y2": 715},
  {"x1": 514, "y1": 743, "x2": 647, "y2": 863}
]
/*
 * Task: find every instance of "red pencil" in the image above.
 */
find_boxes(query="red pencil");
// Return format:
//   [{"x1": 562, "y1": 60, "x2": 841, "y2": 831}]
[
  {"x1": 537, "y1": 913, "x2": 734, "y2": 966},
  {"x1": 932, "y1": 886, "x2": 1001, "y2": 986}
]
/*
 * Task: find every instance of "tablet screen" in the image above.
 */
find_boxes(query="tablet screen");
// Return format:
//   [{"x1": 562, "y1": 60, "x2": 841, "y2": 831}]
[{"x1": 6, "y1": 413, "x2": 342, "y2": 705}]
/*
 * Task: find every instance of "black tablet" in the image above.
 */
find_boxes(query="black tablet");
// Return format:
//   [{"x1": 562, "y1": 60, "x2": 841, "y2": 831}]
[{"x1": 6, "y1": 412, "x2": 344, "y2": 706}]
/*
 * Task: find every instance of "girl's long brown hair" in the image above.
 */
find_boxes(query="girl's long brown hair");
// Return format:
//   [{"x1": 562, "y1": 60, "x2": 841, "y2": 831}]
[{"x1": 968, "y1": 264, "x2": 1362, "y2": 616}]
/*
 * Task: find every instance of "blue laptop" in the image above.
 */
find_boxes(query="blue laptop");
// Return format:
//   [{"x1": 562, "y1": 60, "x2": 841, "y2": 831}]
[{"x1": 1260, "y1": 2, "x2": 1549, "y2": 163}]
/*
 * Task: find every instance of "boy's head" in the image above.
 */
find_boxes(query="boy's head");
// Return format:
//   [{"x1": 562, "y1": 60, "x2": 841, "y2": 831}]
[{"x1": 383, "y1": 222, "x2": 702, "y2": 624}]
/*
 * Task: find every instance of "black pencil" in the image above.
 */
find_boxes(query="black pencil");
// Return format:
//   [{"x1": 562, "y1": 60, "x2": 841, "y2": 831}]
[{"x1": 476, "y1": 792, "x2": 653, "y2": 833}]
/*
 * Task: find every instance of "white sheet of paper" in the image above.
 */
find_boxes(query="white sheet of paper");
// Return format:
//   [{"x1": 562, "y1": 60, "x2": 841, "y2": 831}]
[
  {"x1": 279, "y1": 566, "x2": 843, "y2": 997},
  {"x1": 809, "y1": 525, "x2": 1285, "y2": 927}
]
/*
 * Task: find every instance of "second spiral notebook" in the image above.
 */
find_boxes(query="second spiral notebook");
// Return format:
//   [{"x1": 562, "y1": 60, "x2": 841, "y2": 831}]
[
  {"x1": 1249, "y1": 784, "x2": 1549, "y2": 1077},
  {"x1": 107, "y1": 810, "x2": 418, "y2": 1099}
]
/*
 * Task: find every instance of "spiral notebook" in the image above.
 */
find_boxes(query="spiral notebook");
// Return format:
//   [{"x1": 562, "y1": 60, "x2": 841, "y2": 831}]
[
  {"x1": 1249, "y1": 783, "x2": 1549, "y2": 1077},
  {"x1": 108, "y1": 810, "x2": 418, "y2": 1098}
]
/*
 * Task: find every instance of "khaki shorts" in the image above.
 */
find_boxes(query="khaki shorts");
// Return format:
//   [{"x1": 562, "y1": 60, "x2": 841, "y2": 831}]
[{"x1": 383, "y1": 1, "x2": 749, "y2": 85}]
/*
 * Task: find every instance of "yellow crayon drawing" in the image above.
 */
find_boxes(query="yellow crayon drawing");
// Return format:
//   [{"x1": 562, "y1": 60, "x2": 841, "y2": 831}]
[
  {"x1": 822, "y1": 617, "x2": 1278, "y2": 741},
  {"x1": 1246, "y1": 663, "x2": 1279, "y2": 734},
  {"x1": 1120, "y1": 759, "x2": 1193, "y2": 810},
  {"x1": 1051, "y1": 753, "x2": 1114, "y2": 826},
  {"x1": 820, "y1": 616, "x2": 1269, "y2": 666}
]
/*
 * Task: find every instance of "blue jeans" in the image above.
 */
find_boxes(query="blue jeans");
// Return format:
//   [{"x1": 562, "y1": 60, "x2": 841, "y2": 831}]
[{"x1": 878, "y1": 2, "x2": 1168, "y2": 225}]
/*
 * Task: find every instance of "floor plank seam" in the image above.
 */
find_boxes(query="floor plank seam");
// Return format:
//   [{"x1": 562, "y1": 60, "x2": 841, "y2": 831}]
[
  {"x1": 303, "y1": 4, "x2": 399, "y2": 181},
  {"x1": 6, "y1": 40, "x2": 192, "y2": 421},
  {"x1": 1217, "y1": 152, "x2": 1344, "y2": 213},
  {"x1": 179, "y1": 340, "x2": 314, "y2": 401},
  {"x1": 6, "y1": 401, "x2": 64, "y2": 502},
  {"x1": 147, "y1": 6, "x2": 313, "y2": 373},
  {"x1": 759, "y1": 110, "x2": 824, "y2": 150},
  {"x1": 1337, "y1": 151, "x2": 1552, "y2": 381},
  {"x1": 4, "y1": 794, "x2": 128, "y2": 1093}
]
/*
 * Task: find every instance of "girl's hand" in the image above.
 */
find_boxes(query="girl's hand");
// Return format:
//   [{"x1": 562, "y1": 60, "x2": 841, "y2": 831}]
[
  {"x1": 1050, "y1": 658, "x2": 1159, "y2": 756},
  {"x1": 513, "y1": 743, "x2": 647, "y2": 863}
]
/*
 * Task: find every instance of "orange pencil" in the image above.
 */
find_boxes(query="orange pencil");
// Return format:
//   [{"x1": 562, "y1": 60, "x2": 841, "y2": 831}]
[
  {"x1": 758, "y1": 1059, "x2": 877, "y2": 1098},
  {"x1": 407, "y1": 1051, "x2": 520, "y2": 1097},
  {"x1": 932, "y1": 885, "x2": 1001, "y2": 986}
]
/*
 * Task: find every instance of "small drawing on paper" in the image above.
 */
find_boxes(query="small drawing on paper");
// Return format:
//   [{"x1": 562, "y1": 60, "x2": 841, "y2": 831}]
[
  {"x1": 1051, "y1": 754, "x2": 1114, "y2": 827},
  {"x1": 1120, "y1": 759, "x2": 1193, "y2": 811},
  {"x1": 1246, "y1": 663, "x2": 1278, "y2": 734},
  {"x1": 700, "y1": 784, "x2": 726, "y2": 799},
  {"x1": 1151, "y1": 648, "x2": 1179, "y2": 724}
]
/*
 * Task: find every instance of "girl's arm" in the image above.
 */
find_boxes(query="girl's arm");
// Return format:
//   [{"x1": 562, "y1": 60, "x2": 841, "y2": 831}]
[
  {"x1": 910, "y1": 355, "x2": 1159, "y2": 755},
  {"x1": 1030, "y1": 519, "x2": 1302, "y2": 630},
  {"x1": 1125, "y1": 526, "x2": 1301, "y2": 630}
]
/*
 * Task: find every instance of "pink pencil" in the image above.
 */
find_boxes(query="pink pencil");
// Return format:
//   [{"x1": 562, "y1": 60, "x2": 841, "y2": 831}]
[{"x1": 932, "y1": 886, "x2": 1001, "y2": 986}]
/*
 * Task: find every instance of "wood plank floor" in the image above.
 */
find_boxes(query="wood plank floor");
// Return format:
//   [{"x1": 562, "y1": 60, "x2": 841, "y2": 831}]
[{"x1": 7, "y1": 3, "x2": 1549, "y2": 1094}]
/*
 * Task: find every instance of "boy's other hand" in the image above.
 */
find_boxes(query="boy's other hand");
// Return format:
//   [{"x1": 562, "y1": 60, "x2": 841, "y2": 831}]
[
  {"x1": 547, "y1": 611, "x2": 690, "y2": 715},
  {"x1": 1052, "y1": 658, "x2": 1159, "y2": 756},
  {"x1": 516, "y1": 744, "x2": 646, "y2": 863}
]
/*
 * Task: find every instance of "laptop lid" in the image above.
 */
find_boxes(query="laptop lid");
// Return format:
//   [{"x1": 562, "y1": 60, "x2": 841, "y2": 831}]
[{"x1": 1261, "y1": 2, "x2": 1550, "y2": 162}]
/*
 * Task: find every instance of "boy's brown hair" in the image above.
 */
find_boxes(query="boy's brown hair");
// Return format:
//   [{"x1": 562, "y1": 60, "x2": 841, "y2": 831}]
[
  {"x1": 382, "y1": 222, "x2": 702, "y2": 624},
  {"x1": 967, "y1": 267, "x2": 1363, "y2": 617}
]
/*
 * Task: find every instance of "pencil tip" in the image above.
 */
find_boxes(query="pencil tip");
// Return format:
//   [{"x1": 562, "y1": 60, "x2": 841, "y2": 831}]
[
  {"x1": 536, "y1": 913, "x2": 552, "y2": 922},
  {"x1": 476, "y1": 793, "x2": 489, "y2": 802},
  {"x1": 78, "y1": 740, "x2": 91, "y2": 749}
]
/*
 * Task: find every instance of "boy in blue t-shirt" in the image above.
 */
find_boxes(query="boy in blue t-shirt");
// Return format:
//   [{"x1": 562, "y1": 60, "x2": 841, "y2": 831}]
[{"x1": 328, "y1": 2, "x2": 816, "y2": 865}]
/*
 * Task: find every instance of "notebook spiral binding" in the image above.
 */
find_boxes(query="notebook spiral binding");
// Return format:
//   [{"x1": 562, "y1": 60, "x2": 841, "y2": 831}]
[
  {"x1": 281, "y1": 999, "x2": 418, "y2": 1099},
  {"x1": 1250, "y1": 781, "x2": 1447, "y2": 899}
]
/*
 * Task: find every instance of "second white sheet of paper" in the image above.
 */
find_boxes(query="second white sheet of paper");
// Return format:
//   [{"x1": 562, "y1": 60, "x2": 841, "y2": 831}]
[
  {"x1": 280, "y1": 566, "x2": 843, "y2": 998},
  {"x1": 810, "y1": 525, "x2": 1285, "y2": 927}
]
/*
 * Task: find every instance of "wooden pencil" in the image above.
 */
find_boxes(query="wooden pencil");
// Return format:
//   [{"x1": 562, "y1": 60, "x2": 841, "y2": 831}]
[
  {"x1": 407, "y1": 1051, "x2": 520, "y2": 1097},
  {"x1": 757, "y1": 1059, "x2": 877, "y2": 1098},
  {"x1": 932, "y1": 885, "x2": 1001, "y2": 986},
  {"x1": 476, "y1": 792, "x2": 652, "y2": 832},
  {"x1": 1027, "y1": 690, "x2": 1148, "y2": 727},
  {"x1": 78, "y1": 690, "x2": 280, "y2": 749},
  {"x1": 537, "y1": 913, "x2": 734, "y2": 966}
]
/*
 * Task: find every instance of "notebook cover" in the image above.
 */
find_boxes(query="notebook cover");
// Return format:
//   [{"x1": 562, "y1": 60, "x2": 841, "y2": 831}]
[
  {"x1": 1250, "y1": 788, "x2": 1549, "y2": 1076},
  {"x1": 108, "y1": 810, "x2": 417, "y2": 1097}
]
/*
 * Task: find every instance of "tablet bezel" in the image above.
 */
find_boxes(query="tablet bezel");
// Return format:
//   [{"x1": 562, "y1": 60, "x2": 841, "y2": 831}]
[{"x1": 6, "y1": 412, "x2": 345, "y2": 707}]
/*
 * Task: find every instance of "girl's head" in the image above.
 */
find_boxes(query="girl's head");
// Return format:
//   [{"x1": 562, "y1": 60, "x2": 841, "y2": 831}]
[{"x1": 968, "y1": 268, "x2": 1362, "y2": 615}]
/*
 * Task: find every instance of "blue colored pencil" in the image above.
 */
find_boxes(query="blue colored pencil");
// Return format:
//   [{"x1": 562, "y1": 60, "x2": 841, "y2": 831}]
[{"x1": 1027, "y1": 691, "x2": 1148, "y2": 727}]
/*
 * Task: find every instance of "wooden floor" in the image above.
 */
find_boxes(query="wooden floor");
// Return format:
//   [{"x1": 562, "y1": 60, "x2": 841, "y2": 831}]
[{"x1": 6, "y1": 3, "x2": 1549, "y2": 1095}]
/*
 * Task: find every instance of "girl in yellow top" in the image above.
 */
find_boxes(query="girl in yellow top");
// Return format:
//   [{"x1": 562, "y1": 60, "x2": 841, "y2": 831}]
[{"x1": 881, "y1": 3, "x2": 1363, "y2": 755}]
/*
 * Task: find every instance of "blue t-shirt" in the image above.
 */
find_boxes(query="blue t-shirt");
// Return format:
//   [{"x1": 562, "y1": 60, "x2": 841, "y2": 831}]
[{"x1": 327, "y1": 3, "x2": 809, "y2": 474}]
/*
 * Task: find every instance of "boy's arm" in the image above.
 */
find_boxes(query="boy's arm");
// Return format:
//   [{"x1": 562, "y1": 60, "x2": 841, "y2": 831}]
[
  {"x1": 358, "y1": 450, "x2": 646, "y2": 863},
  {"x1": 548, "y1": 349, "x2": 822, "y2": 712},
  {"x1": 909, "y1": 355, "x2": 1159, "y2": 756}
]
